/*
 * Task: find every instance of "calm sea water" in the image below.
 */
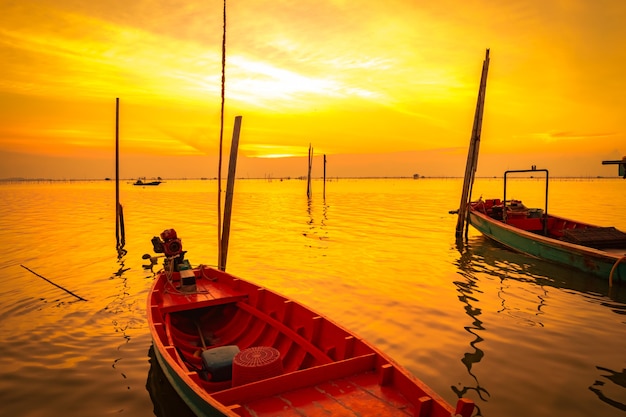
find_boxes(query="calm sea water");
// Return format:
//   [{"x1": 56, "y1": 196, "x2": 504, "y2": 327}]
[{"x1": 0, "y1": 178, "x2": 625, "y2": 417}]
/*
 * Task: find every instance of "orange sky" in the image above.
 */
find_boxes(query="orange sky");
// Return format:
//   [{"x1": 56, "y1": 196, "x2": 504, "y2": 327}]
[{"x1": 0, "y1": 0, "x2": 624, "y2": 179}]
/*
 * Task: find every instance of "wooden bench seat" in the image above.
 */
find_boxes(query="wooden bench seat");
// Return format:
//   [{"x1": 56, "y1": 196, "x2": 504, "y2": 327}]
[
  {"x1": 159, "y1": 280, "x2": 248, "y2": 313},
  {"x1": 211, "y1": 353, "x2": 377, "y2": 405}
]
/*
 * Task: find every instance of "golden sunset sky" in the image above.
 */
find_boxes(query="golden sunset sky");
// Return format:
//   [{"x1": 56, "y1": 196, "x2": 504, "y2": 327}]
[{"x1": 0, "y1": 0, "x2": 624, "y2": 179}]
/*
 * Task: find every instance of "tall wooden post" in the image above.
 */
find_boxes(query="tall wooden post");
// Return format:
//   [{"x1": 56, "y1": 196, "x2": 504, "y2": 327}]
[
  {"x1": 219, "y1": 116, "x2": 242, "y2": 271},
  {"x1": 455, "y1": 49, "x2": 490, "y2": 240}
]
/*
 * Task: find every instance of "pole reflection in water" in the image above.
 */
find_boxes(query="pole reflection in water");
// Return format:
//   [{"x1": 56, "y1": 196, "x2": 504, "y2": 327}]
[
  {"x1": 455, "y1": 235, "x2": 626, "y2": 415},
  {"x1": 108, "y1": 255, "x2": 139, "y2": 389},
  {"x1": 453, "y1": 244, "x2": 490, "y2": 416},
  {"x1": 303, "y1": 195, "x2": 329, "y2": 247}
]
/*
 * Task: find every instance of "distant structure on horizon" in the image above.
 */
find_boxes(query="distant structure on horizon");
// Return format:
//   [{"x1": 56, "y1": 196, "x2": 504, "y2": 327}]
[{"x1": 602, "y1": 157, "x2": 626, "y2": 178}]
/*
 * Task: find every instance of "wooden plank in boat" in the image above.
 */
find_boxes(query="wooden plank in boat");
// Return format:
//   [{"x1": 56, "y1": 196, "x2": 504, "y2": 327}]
[
  {"x1": 211, "y1": 353, "x2": 448, "y2": 416},
  {"x1": 160, "y1": 280, "x2": 248, "y2": 313},
  {"x1": 211, "y1": 353, "x2": 377, "y2": 405}
]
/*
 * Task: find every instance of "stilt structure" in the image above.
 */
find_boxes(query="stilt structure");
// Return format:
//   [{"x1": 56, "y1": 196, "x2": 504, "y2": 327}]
[{"x1": 602, "y1": 157, "x2": 626, "y2": 178}]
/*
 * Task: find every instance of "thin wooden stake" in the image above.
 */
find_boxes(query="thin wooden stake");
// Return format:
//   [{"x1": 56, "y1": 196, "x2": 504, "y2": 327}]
[
  {"x1": 115, "y1": 97, "x2": 121, "y2": 248},
  {"x1": 323, "y1": 154, "x2": 327, "y2": 198},
  {"x1": 307, "y1": 144, "x2": 313, "y2": 199},
  {"x1": 115, "y1": 97, "x2": 125, "y2": 253},
  {"x1": 118, "y1": 202, "x2": 126, "y2": 250},
  {"x1": 20, "y1": 265, "x2": 88, "y2": 302}
]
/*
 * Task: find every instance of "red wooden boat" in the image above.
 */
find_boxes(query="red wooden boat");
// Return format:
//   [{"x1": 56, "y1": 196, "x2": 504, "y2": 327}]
[{"x1": 146, "y1": 229, "x2": 475, "y2": 417}]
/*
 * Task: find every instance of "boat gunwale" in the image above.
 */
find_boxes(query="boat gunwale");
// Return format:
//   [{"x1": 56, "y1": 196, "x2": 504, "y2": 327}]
[
  {"x1": 469, "y1": 208, "x2": 624, "y2": 262},
  {"x1": 149, "y1": 314, "x2": 235, "y2": 416}
]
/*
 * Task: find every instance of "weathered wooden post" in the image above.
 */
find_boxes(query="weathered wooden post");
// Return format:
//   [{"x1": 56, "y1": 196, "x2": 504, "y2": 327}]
[
  {"x1": 455, "y1": 49, "x2": 490, "y2": 240},
  {"x1": 219, "y1": 116, "x2": 243, "y2": 271}
]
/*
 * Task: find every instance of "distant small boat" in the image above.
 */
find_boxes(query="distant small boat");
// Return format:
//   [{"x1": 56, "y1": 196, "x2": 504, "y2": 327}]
[
  {"x1": 468, "y1": 168, "x2": 626, "y2": 283},
  {"x1": 146, "y1": 229, "x2": 475, "y2": 417},
  {"x1": 134, "y1": 179, "x2": 162, "y2": 186}
]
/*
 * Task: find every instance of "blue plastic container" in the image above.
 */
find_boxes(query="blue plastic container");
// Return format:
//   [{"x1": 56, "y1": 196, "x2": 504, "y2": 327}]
[{"x1": 201, "y1": 345, "x2": 240, "y2": 382}]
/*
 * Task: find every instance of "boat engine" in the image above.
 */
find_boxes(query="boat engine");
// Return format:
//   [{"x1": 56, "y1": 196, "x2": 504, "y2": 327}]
[{"x1": 151, "y1": 228, "x2": 185, "y2": 268}]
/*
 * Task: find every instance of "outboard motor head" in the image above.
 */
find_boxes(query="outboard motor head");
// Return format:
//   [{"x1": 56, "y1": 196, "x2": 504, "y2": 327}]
[
  {"x1": 151, "y1": 228, "x2": 183, "y2": 258},
  {"x1": 160, "y1": 228, "x2": 183, "y2": 258},
  {"x1": 150, "y1": 228, "x2": 186, "y2": 271}
]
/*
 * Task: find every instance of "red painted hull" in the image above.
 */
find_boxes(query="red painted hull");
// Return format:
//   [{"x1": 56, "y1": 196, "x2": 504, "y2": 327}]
[{"x1": 148, "y1": 265, "x2": 474, "y2": 417}]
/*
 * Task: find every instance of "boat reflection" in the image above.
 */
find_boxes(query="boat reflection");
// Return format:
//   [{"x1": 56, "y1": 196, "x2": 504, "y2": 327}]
[
  {"x1": 454, "y1": 236, "x2": 626, "y2": 414},
  {"x1": 146, "y1": 345, "x2": 195, "y2": 417},
  {"x1": 460, "y1": 235, "x2": 626, "y2": 304}
]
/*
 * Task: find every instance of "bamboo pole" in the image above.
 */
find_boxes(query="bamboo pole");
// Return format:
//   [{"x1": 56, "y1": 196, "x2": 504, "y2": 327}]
[
  {"x1": 115, "y1": 98, "x2": 120, "y2": 248},
  {"x1": 21, "y1": 265, "x2": 87, "y2": 301},
  {"x1": 217, "y1": 0, "x2": 227, "y2": 268},
  {"x1": 219, "y1": 116, "x2": 242, "y2": 271},
  {"x1": 455, "y1": 49, "x2": 490, "y2": 240}
]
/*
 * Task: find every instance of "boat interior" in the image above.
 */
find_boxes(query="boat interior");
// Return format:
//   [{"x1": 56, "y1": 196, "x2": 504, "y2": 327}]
[
  {"x1": 148, "y1": 267, "x2": 473, "y2": 416},
  {"x1": 472, "y1": 198, "x2": 626, "y2": 250}
]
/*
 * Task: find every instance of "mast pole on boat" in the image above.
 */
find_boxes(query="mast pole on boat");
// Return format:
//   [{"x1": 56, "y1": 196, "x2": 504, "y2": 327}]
[{"x1": 455, "y1": 49, "x2": 490, "y2": 240}]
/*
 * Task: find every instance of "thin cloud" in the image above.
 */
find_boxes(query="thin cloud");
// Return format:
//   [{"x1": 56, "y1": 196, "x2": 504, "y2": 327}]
[{"x1": 523, "y1": 131, "x2": 617, "y2": 143}]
